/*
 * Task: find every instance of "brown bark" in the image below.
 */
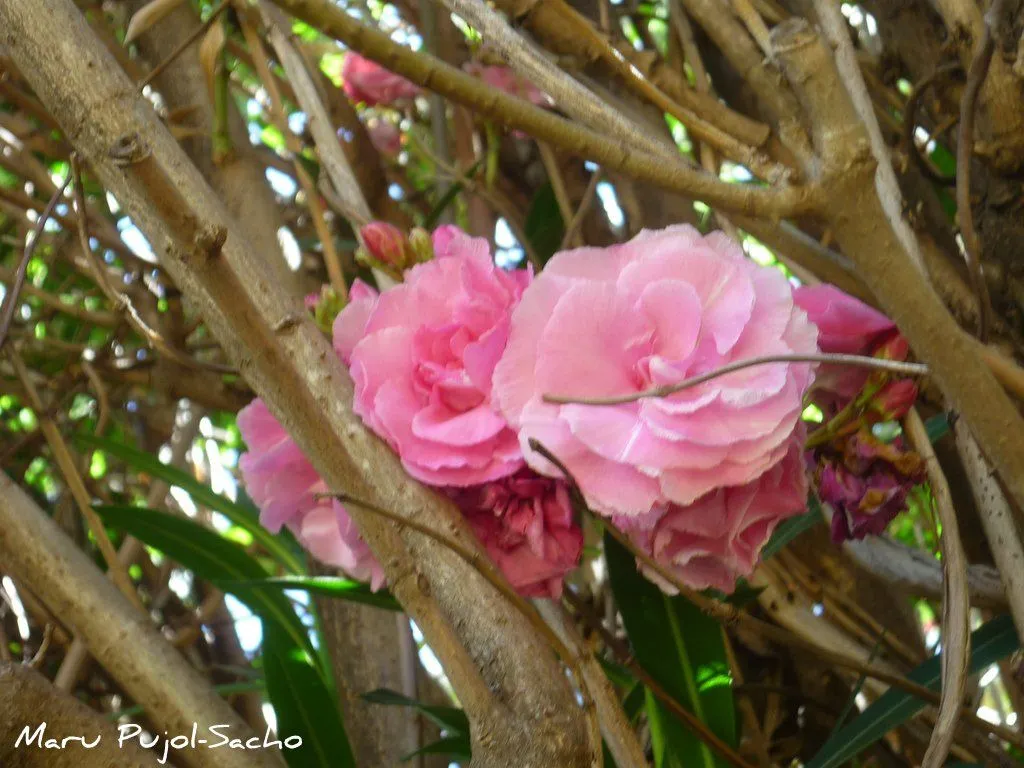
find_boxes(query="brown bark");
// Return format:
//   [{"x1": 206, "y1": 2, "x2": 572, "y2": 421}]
[
  {"x1": 0, "y1": 474, "x2": 284, "y2": 768},
  {"x1": 311, "y1": 564, "x2": 419, "y2": 767},
  {"x1": 0, "y1": 2, "x2": 595, "y2": 765},
  {"x1": 0, "y1": 662, "x2": 164, "y2": 768},
  {"x1": 771, "y1": 19, "x2": 1024, "y2": 516}
]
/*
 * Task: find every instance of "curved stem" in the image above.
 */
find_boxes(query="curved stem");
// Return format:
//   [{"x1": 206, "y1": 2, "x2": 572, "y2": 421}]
[{"x1": 544, "y1": 353, "x2": 928, "y2": 406}]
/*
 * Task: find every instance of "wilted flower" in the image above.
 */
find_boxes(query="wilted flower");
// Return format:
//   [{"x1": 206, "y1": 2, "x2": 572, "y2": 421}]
[
  {"x1": 342, "y1": 53, "x2": 420, "y2": 106},
  {"x1": 816, "y1": 428, "x2": 924, "y2": 543},
  {"x1": 448, "y1": 471, "x2": 583, "y2": 598},
  {"x1": 493, "y1": 225, "x2": 818, "y2": 518},
  {"x1": 237, "y1": 399, "x2": 383, "y2": 587},
  {"x1": 333, "y1": 226, "x2": 531, "y2": 486}
]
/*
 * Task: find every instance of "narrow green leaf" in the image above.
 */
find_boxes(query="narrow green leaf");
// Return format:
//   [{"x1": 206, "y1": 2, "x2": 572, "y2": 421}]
[
  {"x1": 761, "y1": 493, "x2": 823, "y2": 561},
  {"x1": 77, "y1": 434, "x2": 303, "y2": 574},
  {"x1": 806, "y1": 615, "x2": 1020, "y2": 768},
  {"x1": 924, "y1": 412, "x2": 951, "y2": 444},
  {"x1": 94, "y1": 505, "x2": 316, "y2": 664},
  {"x1": 361, "y1": 688, "x2": 469, "y2": 735},
  {"x1": 606, "y1": 533, "x2": 736, "y2": 768},
  {"x1": 218, "y1": 576, "x2": 402, "y2": 612},
  {"x1": 524, "y1": 182, "x2": 565, "y2": 264},
  {"x1": 264, "y1": 622, "x2": 356, "y2": 768}
]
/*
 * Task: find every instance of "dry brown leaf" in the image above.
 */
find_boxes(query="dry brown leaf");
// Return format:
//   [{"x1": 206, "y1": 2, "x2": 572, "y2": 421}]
[
  {"x1": 124, "y1": 0, "x2": 187, "y2": 45},
  {"x1": 198, "y1": 19, "x2": 227, "y2": 99}
]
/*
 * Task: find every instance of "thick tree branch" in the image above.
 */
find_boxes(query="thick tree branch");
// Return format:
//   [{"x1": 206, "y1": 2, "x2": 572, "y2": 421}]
[
  {"x1": 0, "y1": 662, "x2": 164, "y2": 768},
  {"x1": 0, "y1": 2, "x2": 593, "y2": 765},
  {"x1": 770, "y1": 19, "x2": 1024, "y2": 516}
]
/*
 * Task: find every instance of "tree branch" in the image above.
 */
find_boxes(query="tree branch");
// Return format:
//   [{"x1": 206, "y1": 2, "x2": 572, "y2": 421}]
[{"x1": 0, "y1": 662, "x2": 165, "y2": 768}]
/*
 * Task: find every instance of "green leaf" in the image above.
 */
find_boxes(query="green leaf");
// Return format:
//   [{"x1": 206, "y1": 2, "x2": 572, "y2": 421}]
[
  {"x1": 263, "y1": 622, "x2": 356, "y2": 768},
  {"x1": 924, "y1": 412, "x2": 951, "y2": 444},
  {"x1": 94, "y1": 505, "x2": 316, "y2": 664},
  {"x1": 361, "y1": 688, "x2": 469, "y2": 735},
  {"x1": 77, "y1": 434, "x2": 303, "y2": 574},
  {"x1": 761, "y1": 493, "x2": 823, "y2": 561},
  {"x1": 218, "y1": 576, "x2": 402, "y2": 612},
  {"x1": 605, "y1": 534, "x2": 736, "y2": 768},
  {"x1": 806, "y1": 614, "x2": 1020, "y2": 768},
  {"x1": 524, "y1": 183, "x2": 565, "y2": 265}
]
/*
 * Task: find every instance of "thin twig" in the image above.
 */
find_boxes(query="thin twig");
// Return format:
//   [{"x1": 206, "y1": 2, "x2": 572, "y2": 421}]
[
  {"x1": 535, "y1": 600, "x2": 648, "y2": 768},
  {"x1": 544, "y1": 353, "x2": 929, "y2": 406},
  {"x1": 559, "y1": 167, "x2": 603, "y2": 250},
  {"x1": 0, "y1": 173, "x2": 72, "y2": 351},
  {"x1": 70, "y1": 155, "x2": 235, "y2": 374},
  {"x1": 905, "y1": 409, "x2": 970, "y2": 768},
  {"x1": 955, "y1": 0, "x2": 1004, "y2": 342},
  {"x1": 27, "y1": 623, "x2": 53, "y2": 669},
  {"x1": 329, "y1": 493, "x2": 574, "y2": 664},
  {"x1": 6, "y1": 348, "x2": 143, "y2": 611},
  {"x1": 138, "y1": 1, "x2": 231, "y2": 90},
  {"x1": 239, "y1": 8, "x2": 351, "y2": 299},
  {"x1": 903, "y1": 64, "x2": 961, "y2": 186}
]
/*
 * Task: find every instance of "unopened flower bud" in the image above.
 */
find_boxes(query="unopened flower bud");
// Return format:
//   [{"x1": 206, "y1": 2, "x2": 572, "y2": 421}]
[
  {"x1": 873, "y1": 332, "x2": 910, "y2": 362},
  {"x1": 408, "y1": 227, "x2": 434, "y2": 263},
  {"x1": 305, "y1": 285, "x2": 346, "y2": 334},
  {"x1": 868, "y1": 380, "x2": 918, "y2": 421},
  {"x1": 360, "y1": 222, "x2": 408, "y2": 267}
]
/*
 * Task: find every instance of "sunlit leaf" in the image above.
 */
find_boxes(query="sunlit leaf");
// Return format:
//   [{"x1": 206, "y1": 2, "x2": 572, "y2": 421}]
[
  {"x1": 606, "y1": 534, "x2": 736, "y2": 768},
  {"x1": 264, "y1": 622, "x2": 356, "y2": 768},
  {"x1": 77, "y1": 434, "x2": 303, "y2": 573}
]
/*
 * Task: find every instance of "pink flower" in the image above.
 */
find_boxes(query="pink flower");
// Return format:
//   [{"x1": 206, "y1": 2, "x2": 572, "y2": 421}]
[
  {"x1": 366, "y1": 118, "x2": 402, "y2": 156},
  {"x1": 237, "y1": 399, "x2": 384, "y2": 589},
  {"x1": 493, "y1": 225, "x2": 818, "y2": 518},
  {"x1": 333, "y1": 227, "x2": 532, "y2": 486},
  {"x1": 632, "y1": 428, "x2": 808, "y2": 592},
  {"x1": 463, "y1": 63, "x2": 551, "y2": 107},
  {"x1": 342, "y1": 53, "x2": 420, "y2": 106},
  {"x1": 448, "y1": 471, "x2": 583, "y2": 598},
  {"x1": 794, "y1": 285, "x2": 897, "y2": 402}
]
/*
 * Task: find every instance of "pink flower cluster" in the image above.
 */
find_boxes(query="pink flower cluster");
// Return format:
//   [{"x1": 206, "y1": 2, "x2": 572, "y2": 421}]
[
  {"x1": 240, "y1": 224, "x2": 835, "y2": 597},
  {"x1": 342, "y1": 53, "x2": 421, "y2": 107}
]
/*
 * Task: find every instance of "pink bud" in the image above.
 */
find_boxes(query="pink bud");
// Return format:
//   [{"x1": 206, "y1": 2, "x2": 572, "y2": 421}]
[
  {"x1": 869, "y1": 380, "x2": 918, "y2": 421},
  {"x1": 360, "y1": 222, "x2": 409, "y2": 268}
]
